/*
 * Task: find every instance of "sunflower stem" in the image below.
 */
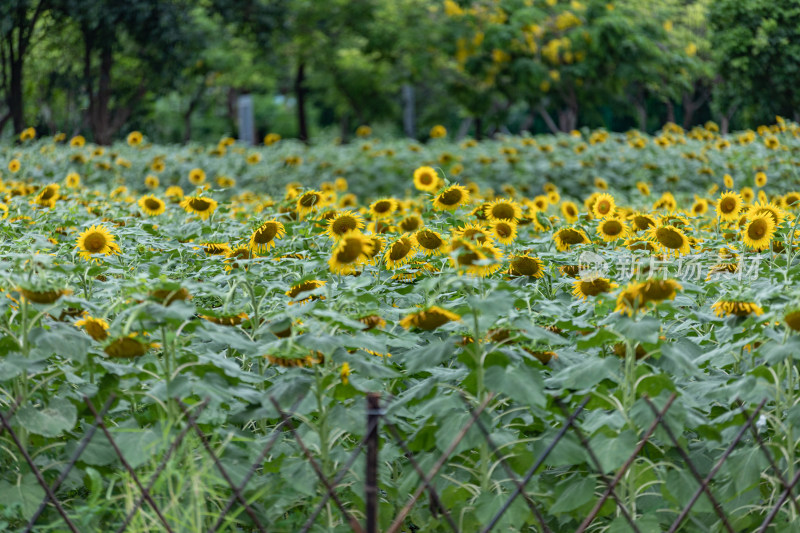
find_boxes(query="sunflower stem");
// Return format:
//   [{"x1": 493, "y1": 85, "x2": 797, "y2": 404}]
[{"x1": 315, "y1": 364, "x2": 331, "y2": 478}]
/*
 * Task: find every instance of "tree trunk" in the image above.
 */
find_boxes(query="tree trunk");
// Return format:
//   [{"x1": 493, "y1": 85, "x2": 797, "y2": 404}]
[
  {"x1": 681, "y1": 85, "x2": 710, "y2": 129},
  {"x1": 87, "y1": 43, "x2": 114, "y2": 145},
  {"x1": 558, "y1": 108, "x2": 576, "y2": 132},
  {"x1": 634, "y1": 102, "x2": 647, "y2": 132},
  {"x1": 5, "y1": 0, "x2": 47, "y2": 135},
  {"x1": 474, "y1": 117, "x2": 482, "y2": 141},
  {"x1": 537, "y1": 105, "x2": 560, "y2": 134},
  {"x1": 183, "y1": 82, "x2": 206, "y2": 143},
  {"x1": 339, "y1": 112, "x2": 349, "y2": 144},
  {"x1": 183, "y1": 108, "x2": 193, "y2": 144},
  {"x1": 9, "y1": 59, "x2": 23, "y2": 134},
  {"x1": 665, "y1": 100, "x2": 675, "y2": 125},
  {"x1": 295, "y1": 62, "x2": 308, "y2": 143},
  {"x1": 720, "y1": 104, "x2": 738, "y2": 135},
  {"x1": 519, "y1": 112, "x2": 535, "y2": 134},
  {"x1": 402, "y1": 83, "x2": 415, "y2": 138},
  {"x1": 0, "y1": 111, "x2": 10, "y2": 136}
]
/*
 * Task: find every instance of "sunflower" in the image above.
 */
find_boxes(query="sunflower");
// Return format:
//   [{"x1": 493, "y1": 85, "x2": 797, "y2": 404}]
[
  {"x1": 432, "y1": 185, "x2": 470, "y2": 211},
  {"x1": 653, "y1": 192, "x2": 676, "y2": 212},
  {"x1": 326, "y1": 211, "x2": 365, "y2": 240},
  {"x1": 72, "y1": 315, "x2": 109, "y2": 341},
  {"x1": 785, "y1": 192, "x2": 800, "y2": 208},
  {"x1": 400, "y1": 306, "x2": 460, "y2": 330},
  {"x1": 384, "y1": 234, "x2": 417, "y2": 269},
  {"x1": 166, "y1": 186, "x2": 184, "y2": 202},
  {"x1": 636, "y1": 181, "x2": 651, "y2": 196},
  {"x1": 553, "y1": 227, "x2": 590, "y2": 251},
  {"x1": 225, "y1": 246, "x2": 254, "y2": 270},
  {"x1": 180, "y1": 196, "x2": 218, "y2": 220},
  {"x1": 614, "y1": 282, "x2": 645, "y2": 316},
  {"x1": 392, "y1": 260, "x2": 437, "y2": 282},
  {"x1": 144, "y1": 174, "x2": 159, "y2": 189},
  {"x1": 188, "y1": 168, "x2": 206, "y2": 185},
  {"x1": 741, "y1": 187, "x2": 755, "y2": 204},
  {"x1": 65, "y1": 172, "x2": 81, "y2": 188},
  {"x1": 339, "y1": 193, "x2": 358, "y2": 208},
  {"x1": 8, "y1": 159, "x2": 21, "y2": 173},
  {"x1": 453, "y1": 222, "x2": 490, "y2": 243},
  {"x1": 648, "y1": 225, "x2": 691, "y2": 256},
  {"x1": 363, "y1": 234, "x2": 385, "y2": 264},
  {"x1": 328, "y1": 231, "x2": 374, "y2": 274},
  {"x1": 572, "y1": 278, "x2": 618, "y2": 299},
  {"x1": 747, "y1": 201, "x2": 785, "y2": 226},
  {"x1": 250, "y1": 220, "x2": 286, "y2": 252},
  {"x1": 297, "y1": 190, "x2": 324, "y2": 218},
  {"x1": 449, "y1": 238, "x2": 502, "y2": 277},
  {"x1": 764, "y1": 136, "x2": 780, "y2": 150},
  {"x1": 264, "y1": 132, "x2": 281, "y2": 145},
  {"x1": 532, "y1": 195, "x2": 549, "y2": 212},
  {"x1": 449, "y1": 239, "x2": 487, "y2": 276},
  {"x1": 34, "y1": 184, "x2": 60, "y2": 208},
  {"x1": 201, "y1": 242, "x2": 231, "y2": 255},
  {"x1": 691, "y1": 198, "x2": 709, "y2": 216},
  {"x1": 508, "y1": 254, "x2": 545, "y2": 278},
  {"x1": 784, "y1": 309, "x2": 800, "y2": 332},
  {"x1": 638, "y1": 278, "x2": 682, "y2": 303},
  {"x1": 741, "y1": 215, "x2": 775, "y2": 250},
  {"x1": 286, "y1": 280, "x2": 326, "y2": 305},
  {"x1": 597, "y1": 217, "x2": 628, "y2": 242},
  {"x1": 138, "y1": 195, "x2": 166, "y2": 216},
  {"x1": 658, "y1": 212, "x2": 690, "y2": 228},
  {"x1": 413, "y1": 229, "x2": 447, "y2": 255},
  {"x1": 561, "y1": 201, "x2": 579, "y2": 223},
  {"x1": 76, "y1": 225, "x2": 119, "y2": 261},
  {"x1": 267, "y1": 352, "x2": 324, "y2": 368},
  {"x1": 712, "y1": 300, "x2": 764, "y2": 317},
  {"x1": 18, "y1": 287, "x2": 71, "y2": 304},
  {"x1": 629, "y1": 212, "x2": 656, "y2": 232},
  {"x1": 489, "y1": 220, "x2": 518, "y2": 245},
  {"x1": 104, "y1": 334, "x2": 150, "y2": 358},
  {"x1": 429, "y1": 125, "x2": 447, "y2": 139},
  {"x1": 359, "y1": 314, "x2": 386, "y2": 330},
  {"x1": 716, "y1": 192, "x2": 742, "y2": 222},
  {"x1": 485, "y1": 198, "x2": 523, "y2": 222},
  {"x1": 149, "y1": 286, "x2": 191, "y2": 306},
  {"x1": 591, "y1": 193, "x2": 616, "y2": 219},
  {"x1": 201, "y1": 312, "x2": 249, "y2": 326},
  {"x1": 413, "y1": 166, "x2": 440, "y2": 192},
  {"x1": 369, "y1": 198, "x2": 399, "y2": 219},
  {"x1": 127, "y1": 131, "x2": 143, "y2": 146},
  {"x1": 19, "y1": 127, "x2": 35, "y2": 141},
  {"x1": 473, "y1": 241, "x2": 504, "y2": 276},
  {"x1": 398, "y1": 214, "x2": 423, "y2": 232},
  {"x1": 624, "y1": 237, "x2": 656, "y2": 253},
  {"x1": 755, "y1": 172, "x2": 768, "y2": 187},
  {"x1": 723, "y1": 174, "x2": 734, "y2": 189}
]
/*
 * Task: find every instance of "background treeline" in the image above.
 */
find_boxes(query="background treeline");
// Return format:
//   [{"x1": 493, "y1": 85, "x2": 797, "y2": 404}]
[{"x1": 2, "y1": 0, "x2": 800, "y2": 144}]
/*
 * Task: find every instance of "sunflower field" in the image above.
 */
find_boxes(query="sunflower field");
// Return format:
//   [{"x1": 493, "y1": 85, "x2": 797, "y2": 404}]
[{"x1": 2, "y1": 121, "x2": 800, "y2": 532}]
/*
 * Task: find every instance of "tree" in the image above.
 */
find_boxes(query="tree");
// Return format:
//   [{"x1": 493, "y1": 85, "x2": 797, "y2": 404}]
[
  {"x1": 54, "y1": 0, "x2": 196, "y2": 144},
  {"x1": 0, "y1": 0, "x2": 50, "y2": 135},
  {"x1": 710, "y1": 0, "x2": 800, "y2": 128}
]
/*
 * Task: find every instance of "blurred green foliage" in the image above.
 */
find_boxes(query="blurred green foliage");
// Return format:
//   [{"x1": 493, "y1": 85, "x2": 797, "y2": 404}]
[{"x1": 0, "y1": 0, "x2": 797, "y2": 143}]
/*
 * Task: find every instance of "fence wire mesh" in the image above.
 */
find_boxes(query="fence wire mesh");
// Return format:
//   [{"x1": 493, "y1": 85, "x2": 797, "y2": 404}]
[{"x1": 1, "y1": 390, "x2": 797, "y2": 532}]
